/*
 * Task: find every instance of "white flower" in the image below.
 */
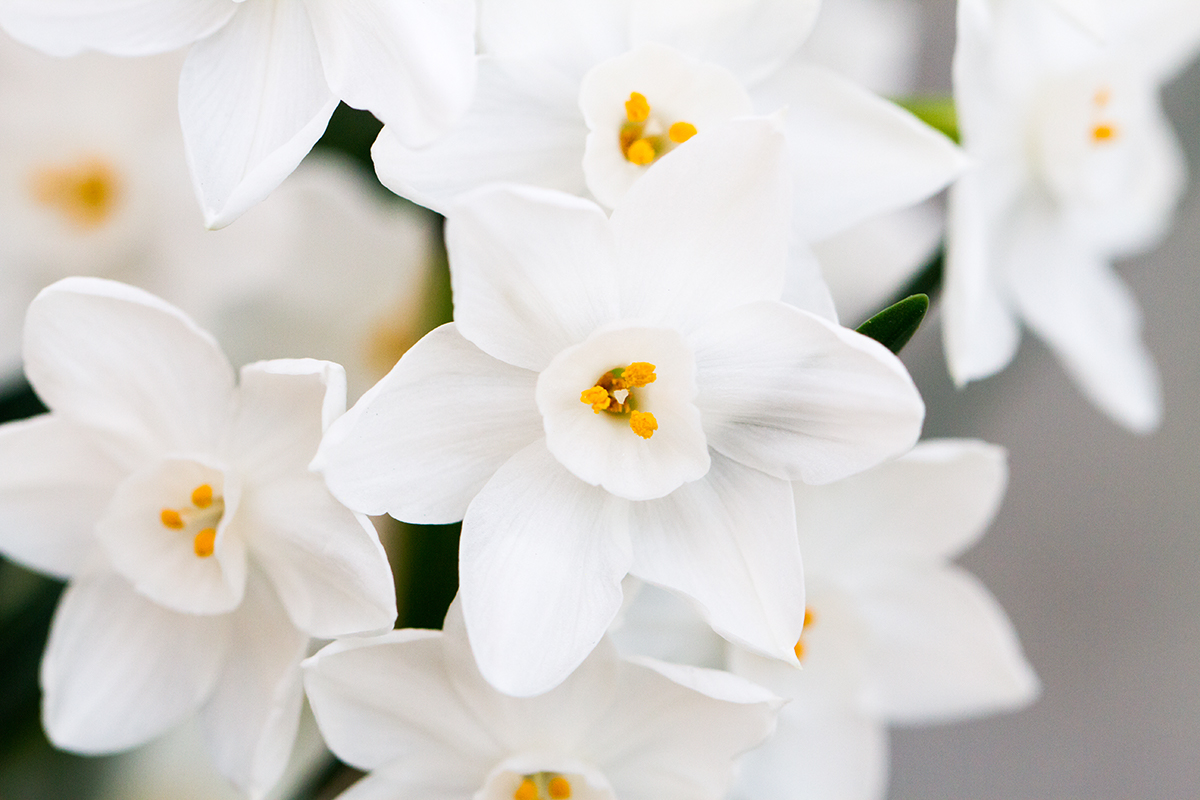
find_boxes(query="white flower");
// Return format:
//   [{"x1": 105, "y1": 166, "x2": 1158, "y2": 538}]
[
  {"x1": 316, "y1": 119, "x2": 925, "y2": 697},
  {"x1": 613, "y1": 440, "x2": 1040, "y2": 800},
  {"x1": 0, "y1": 278, "x2": 396, "y2": 798},
  {"x1": 944, "y1": 0, "x2": 1200, "y2": 432},
  {"x1": 0, "y1": 0, "x2": 477, "y2": 227},
  {"x1": 303, "y1": 599, "x2": 782, "y2": 800}
]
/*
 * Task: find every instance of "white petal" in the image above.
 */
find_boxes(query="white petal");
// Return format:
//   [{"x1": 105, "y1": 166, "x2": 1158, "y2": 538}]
[
  {"x1": 628, "y1": 452, "x2": 805, "y2": 664},
  {"x1": 180, "y1": 0, "x2": 339, "y2": 228},
  {"x1": 781, "y1": 238, "x2": 839, "y2": 323},
  {"x1": 610, "y1": 117, "x2": 792, "y2": 331},
  {"x1": 0, "y1": 0, "x2": 235, "y2": 57},
  {"x1": 447, "y1": 185, "x2": 621, "y2": 371},
  {"x1": 536, "y1": 324, "x2": 709, "y2": 501},
  {"x1": 692, "y1": 301, "x2": 924, "y2": 484},
  {"x1": 751, "y1": 63, "x2": 968, "y2": 241},
  {"x1": 0, "y1": 414, "x2": 123, "y2": 578},
  {"x1": 315, "y1": 323, "x2": 542, "y2": 523},
  {"x1": 460, "y1": 440, "x2": 633, "y2": 696},
  {"x1": 244, "y1": 471, "x2": 396, "y2": 638},
  {"x1": 200, "y1": 577, "x2": 308, "y2": 800},
  {"x1": 478, "y1": 0, "x2": 626, "y2": 69},
  {"x1": 304, "y1": 0, "x2": 476, "y2": 146},
  {"x1": 855, "y1": 565, "x2": 1040, "y2": 723},
  {"x1": 334, "y1": 767, "x2": 486, "y2": 800},
  {"x1": 42, "y1": 570, "x2": 230, "y2": 753},
  {"x1": 23, "y1": 278, "x2": 236, "y2": 466}
]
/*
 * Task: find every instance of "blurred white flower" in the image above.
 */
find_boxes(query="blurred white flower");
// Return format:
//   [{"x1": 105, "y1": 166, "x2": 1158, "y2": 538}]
[
  {"x1": 316, "y1": 120, "x2": 924, "y2": 697},
  {"x1": 0, "y1": 278, "x2": 396, "y2": 798},
  {"x1": 944, "y1": 0, "x2": 1200, "y2": 432},
  {"x1": 304, "y1": 599, "x2": 781, "y2": 800},
  {"x1": 0, "y1": 0, "x2": 477, "y2": 227}
]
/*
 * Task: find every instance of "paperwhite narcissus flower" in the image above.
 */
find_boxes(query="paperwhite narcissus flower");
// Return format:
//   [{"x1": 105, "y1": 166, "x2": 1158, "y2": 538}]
[
  {"x1": 945, "y1": 0, "x2": 1200, "y2": 432},
  {"x1": 316, "y1": 119, "x2": 925, "y2": 697},
  {"x1": 303, "y1": 599, "x2": 782, "y2": 800},
  {"x1": 0, "y1": 278, "x2": 396, "y2": 799},
  {"x1": 0, "y1": 0, "x2": 477, "y2": 228},
  {"x1": 613, "y1": 440, "x2": 1039, "y2": 800}
]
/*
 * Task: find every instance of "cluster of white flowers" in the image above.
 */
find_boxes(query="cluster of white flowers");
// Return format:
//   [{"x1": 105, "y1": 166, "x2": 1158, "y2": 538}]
[{"x1": 0, "y1": 1, "x2": 1195, "y2": 799}]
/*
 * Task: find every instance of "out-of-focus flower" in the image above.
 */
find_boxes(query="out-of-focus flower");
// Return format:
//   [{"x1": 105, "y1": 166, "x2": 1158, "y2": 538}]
[
  {"x1": 945, "y1": 0, "x2": 1200, "y2": 432},
  {"x1": 0, "y1": 0, "x2": 477, "y2": 227},
  {"x1": 316, "y1": 120, "x2": 924, "y2": 697},
  {"x1": 304, "y1": 599, "x2": 782, "y2": 800},
  {"x1": 614, "y1": 440, "x2": 1039, "y2": 800},
  {"x1": 0, "y1": 278, "x2": 396, "y2": 798}
]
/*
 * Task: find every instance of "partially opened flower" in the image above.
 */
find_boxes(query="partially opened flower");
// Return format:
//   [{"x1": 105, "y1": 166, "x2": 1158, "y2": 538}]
[
  {"x1": 0, "y1": 278, "x2": 396, "y2": 798},
  {"x1": 303, "y1": 599, "x2": 782, "y2": 800},
  {"x1": 317, "y1": 119, "x2": 925, "y2": 697},
  {"x1": 0, "y1": 0, "x2": 477, "y2": 227}
]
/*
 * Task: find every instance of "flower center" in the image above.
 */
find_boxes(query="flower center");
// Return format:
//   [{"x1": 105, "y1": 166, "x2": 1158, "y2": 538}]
[
  {"x1": 579, "y1": 361, "x2": 658, "y2": 439},
  {"x1": 29, "y1": 155, "x2": 123, "y2": 229},
  {"x1": 160, "y1": 483, "x2": 225, "y2": 558},
  {"x1": 619, "y1": 92, "x2": 697, "y2": 166},
  {"x1": 514, "y1": 773, "x2": 572, "y2": 800},
  {"x1": 1089, "y1": 86, "x2": 1119, "y2": 145},
  {"x1": 793, "y1": 607, "x2": 816, "y2": 661}
]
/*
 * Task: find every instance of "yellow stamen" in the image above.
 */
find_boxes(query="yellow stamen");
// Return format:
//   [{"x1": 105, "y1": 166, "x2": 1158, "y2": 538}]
[
  {"x1": 630, "y1": 410, "x2": 657, "y2": 439},
  {"x1": 193, "y1": 528, "x2": 217, "y2": 558},
  {"x1": 619, "y1": 362, "x2": 656, "y2": 388},
  {"x1": 1092, "y1": 123, "x2": 1117, "y2": 142},
  {"x1": 514, "y1": 778, "x2": 539, "y2": 800},
  {"x1": 793, "y1": 639, "x2": 805, "y2": 661},
  {"x1": 191, "y1": 483, "x2": 214, "y2": 509},
  {"x1": 1094, "y1": 87, "x2": 1112, "y2": 107},
  {"x1": 160, "y1": 509, "x2": 184, "y2": 530},
  {"x1": 794, "y1": 607, "x2": 816, "y2": 661},
  {"x1": 804, "y1": 608, "x2": 816, "y2": 627},
  {"x1": 626, "y1": 138, "x2": 656, "y2": 165},
  {"x1": 668, "y1": 121, "x2": 697, "y2": 144},
  {"x1": 548, "y1": 777, "x2": 572, "y2": 799},
  {"x1": 581, "y1": 385, "x2": 613, "y2": 413},
  {"x1": 30, "y1": 157, "x2": 122, "y2": 230},
  {"x1": 625, "y1": 91, "x2": 650, "y2": 123}
]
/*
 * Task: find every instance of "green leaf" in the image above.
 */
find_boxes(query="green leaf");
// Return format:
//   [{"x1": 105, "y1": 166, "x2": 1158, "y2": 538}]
[
  {"x1": 894, "y1": 96, "x2": 959, "y2": 143},
  {"x1": 856, "y1": 294, "x2": 929, "y2": 355}
]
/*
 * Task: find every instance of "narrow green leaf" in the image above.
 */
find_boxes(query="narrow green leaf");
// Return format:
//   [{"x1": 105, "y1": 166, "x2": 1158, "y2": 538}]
[
  {"x1": 856, "y1": 294, "x2": 930, "y2": 355},
  {"x1": 894, "y1": 96, "x2": 959, "y2": 143}
]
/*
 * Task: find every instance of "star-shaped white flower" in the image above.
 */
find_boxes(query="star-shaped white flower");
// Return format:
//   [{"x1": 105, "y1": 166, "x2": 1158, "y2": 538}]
[
  {"x1": 0, "y1": 0, "x2": 477, "y2": 228},
  {"x1": 303, "y1": 599, "x2": 782, "y2": 800},
  {"x1": 316, "y1": 119, "x2": 925, "y2": 697},
  {"x1": 0, "y1": 277, "x2": 396, "y2": 798}
]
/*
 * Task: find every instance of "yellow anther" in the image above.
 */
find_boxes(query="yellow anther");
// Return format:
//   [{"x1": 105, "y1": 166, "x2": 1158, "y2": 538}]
[
  {"x1": 803, "y1": 608, "x2": 816, "y2": 627},
  {"x1": 193, "y1": 528, "x2": 217, "y2": 558},
  {"x1": 30, "y1": 157, "x2": 121, "y2": 229},
  {"x1": 160, "y1": 509, "x2": 184, "y2": 530},
  {"x1": 1092, "y1": 123, "x2": 1117, "y2": 142},
  {"x1": 514, "y1": 778, "x2": 539, "y2": 800},
  {"x1": 1094, "y1": 87, "x2": 1112, "y2": 107},
  {"x1": 625, "y1": 91, "x2": 650, "y2": 123},
  {"x1": 630, "y1": 410, "x2": 658, "y2": 439},
  {"x1": 793, "y1": 638, "x2": 806, "y2": 661},
  {"x1": 191, "y1": 483, "x2": 214, "y2": 509},
  {"x1": 668, "y1": 121, "x2": 697, "y2": 144},
  {"x1": 626, "y1": 138, "x2": 656, "y2": 165},
  {"x1": 548, "y1": 777, "x2": 572, "y2": 799},
  {"x1": 581, "y1": 385, "x2": 612, "y2": 413},
  {"x1": 620, "y1": 362, "x2": 656, "y2": 388},
  {"x1": 794, "y1": 607, "x2": 815, "y2": 661}
]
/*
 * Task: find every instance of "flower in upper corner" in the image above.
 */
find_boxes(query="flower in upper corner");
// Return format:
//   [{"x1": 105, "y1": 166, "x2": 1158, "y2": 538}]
[
  {"x1": 0, "y1": 278, "x2": 396, "y2": 799},
  {"x1": 0, "y1": 0, "x2": 476, "y2": 228},
  {"x1": 316, "y1": 119, "x2": 925, "y2": 697},
  {"x1": 303, "y1": 598, "x2": 781, "y2": 800},
  {"x1": 945, "y1": 0, "x2": 1200, "y2": 432},
  {"x1": 613, "y1": 439, "x2": 1039, "y2": 800}
]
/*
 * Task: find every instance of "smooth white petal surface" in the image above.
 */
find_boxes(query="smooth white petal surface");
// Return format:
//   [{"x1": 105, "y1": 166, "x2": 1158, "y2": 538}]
[
  {"x1": 478, "y1": 0, "x2": 626, "y2": 70},
  {"x1": 373, "y1": 57, "x2": 588, "y2": 213},
  {"x1": 42, "y1": 570, "x2": 230, "y2": 753},
  {"x1": 0, "y1": 0, "x2": 235, "y2": 57},
  {"x1": 781, "y1": 238, "x2": 839, "y2": 323},
  {"x1": 315, "y1": 323, "x2": 542, "y2": 523},
  {"x1": 610, "y1": 117, "x2": 791, "y2": 331},
  {"x1": 752, "y1": 63, "x2": 968, "y2": 242},
  {"x1": 305, "y1": 0, "x2": 475, "y2": 146},
  {"x1": 460, "y1": 440, "x2": 633, "y2": 696},
  {"x1": 180, "y1": 0, "x2": 338, "y2": 228},
  {"x1": 692, "y1": 301, "x2": 924, "y2": 484},
  {"x1": 200, "y1": 576, "x2": 308, "y2": 800},
  {"x1": 448, "y1": 185, "x2": 621, "y2": 371},
  {"x1": 628, "y1": 452, "x2": 804, "y2": 664},
  {"x1": 0, "y1": 414, "x2": 123, "y2": 578},
  {"x1": 23, "y1": 278, "x2": 235, "y2": 465}
]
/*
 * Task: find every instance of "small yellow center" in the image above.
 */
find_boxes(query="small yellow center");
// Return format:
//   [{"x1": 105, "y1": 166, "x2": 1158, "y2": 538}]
[
  {"x1": 1089, "y1": 85, "x2": 1118, "y2": 145},
  {"x1": 160, "y1": 483, "x2": 225, "y2": 559},
  {"x1": 793, "y1": 607, "x2": 816, "y2": 662},
  {"x1": 619, "y1": 92, "x2": 697, "y2": 166},
  {"x1": 29, "y1": 156, "x2": 123, "y2": 230},
  {"x1": 579, "y1": 362, "x2": 659, "y2": 438},
  {"x1": 514, "y1": 773, "x2": 572, "y2": 800}
]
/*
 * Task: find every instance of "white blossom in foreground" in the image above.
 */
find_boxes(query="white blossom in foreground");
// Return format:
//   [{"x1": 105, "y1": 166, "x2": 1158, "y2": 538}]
[
  {"x1": 945, "y1": 0, "x2": 1200, "y2": 432},
  {"x1": 304, "y1": 599, "x2": 781, "y2": 800},
  {"x1": 0, "y1": 0, "x2": 476, "y2": 228},
  {"x1": 614, "y1": 440, "x2": 1039, "y2": 800},
  {"x1": 317, "y1": 119, "x2": 925, "y2": 697},
  {"x1": 0, "y1": 278, "x2": 396, "y2": 798}
]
